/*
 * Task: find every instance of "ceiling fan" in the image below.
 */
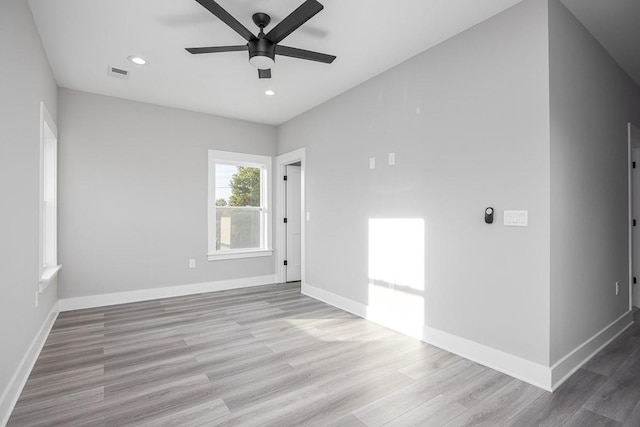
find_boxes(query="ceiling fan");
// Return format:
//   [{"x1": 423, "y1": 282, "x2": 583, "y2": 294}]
[{"x1": 186, "y1": 0, "x2": 336, "y2": 79}]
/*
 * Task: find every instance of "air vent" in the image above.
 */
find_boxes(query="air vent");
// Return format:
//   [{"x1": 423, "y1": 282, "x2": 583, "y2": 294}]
[{"x1": 107, "y1": 66, "x2": 129, "y2": 79}]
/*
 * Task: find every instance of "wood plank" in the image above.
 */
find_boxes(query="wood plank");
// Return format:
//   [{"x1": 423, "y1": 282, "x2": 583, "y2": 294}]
[
  {"x1": 584, "y1": 344, "x2": 640, "y2": 422},
  {"x1": 442, "y1": 379, "x2": 545, "y2": 426},
  {"x1": 383, "y1": 394, "x2": 467, "y2": 427},
  {"x1": 504, "y1": 368, "x2": 607, "y2": 426},
  {"x1": 565, "y1": 409, "x2": 622, "y2": 427}
]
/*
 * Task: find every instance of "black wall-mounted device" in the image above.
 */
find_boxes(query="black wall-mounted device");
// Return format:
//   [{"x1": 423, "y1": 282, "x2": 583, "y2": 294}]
[{"x1": 485, "y1": 207, "x2": 494, "y2": 224}]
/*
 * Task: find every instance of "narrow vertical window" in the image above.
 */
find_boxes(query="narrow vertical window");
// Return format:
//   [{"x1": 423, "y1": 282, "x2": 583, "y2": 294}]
[{"x1": 39, "y1": 103, "x2": 60, "y2": 290}]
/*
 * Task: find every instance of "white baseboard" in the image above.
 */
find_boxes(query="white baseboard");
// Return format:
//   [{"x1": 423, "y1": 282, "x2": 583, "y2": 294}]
[
  {"x1": 59, "y1": 275, "x2": 278, "y2": 311},
  {"x1": 302, "y1": 283, "x2": 367, "y2": 318},
  {"x1": 550, "y1": 310, "x2": 633, "y2": 390},
  {"x1": 422, "y1": 325, "x2": 552, "y2": 391},
  {"x1": 0, "y1": 302, "x2": 59, "y2": 427},
  {"x1": 303, "y1": 283, "x2": 553, "y2": 390}
]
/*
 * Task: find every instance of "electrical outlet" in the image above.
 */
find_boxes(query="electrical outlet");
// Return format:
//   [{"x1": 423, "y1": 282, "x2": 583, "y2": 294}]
[
  {"x1": 189, "y1": 259, "x2": 196, "y2": 269},
  {"x1": 35, "y1": 291, "x2": 39, "y2": 308},
  {"x1": 615, "y1": 281, "x2": 619, "y2": 296}
]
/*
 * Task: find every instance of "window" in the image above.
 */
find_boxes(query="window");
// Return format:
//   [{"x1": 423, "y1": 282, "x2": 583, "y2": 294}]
[
  {"x1": 208, "y1": 150, "x2": 273, "y2": 260},
  {"x1": 39, "y1": 102, "x2": 61, "y2": 290}
]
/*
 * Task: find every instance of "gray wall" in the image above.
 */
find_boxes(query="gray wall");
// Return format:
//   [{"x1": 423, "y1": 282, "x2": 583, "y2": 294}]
[
  {"x1": 57, "y1": 89, "x2": 277, "y2": 298},
  {"x1": 0, "y1": 0, "x2": 58, "y2": 400},
  {"x1": 278, "y1": 0, "x2": 552, "y2": 365},
  {"x1": 549, "y1": 0, "x2": 640, "y2": 364}
]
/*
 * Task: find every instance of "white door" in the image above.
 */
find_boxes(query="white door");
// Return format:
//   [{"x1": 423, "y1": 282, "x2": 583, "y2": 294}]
[{"x1": 285, "y1": 165, "x2": 302, "y2": 282}]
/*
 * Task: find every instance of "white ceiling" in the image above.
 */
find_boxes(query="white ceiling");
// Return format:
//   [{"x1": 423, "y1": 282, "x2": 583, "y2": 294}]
[{"x1": 27, "y1": 0, "x2": 640, "y2": 126}]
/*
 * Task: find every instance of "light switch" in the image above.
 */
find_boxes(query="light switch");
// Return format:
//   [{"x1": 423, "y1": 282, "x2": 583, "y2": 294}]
[
  {"x1": 388, "y1": 152, "x2": 396, "y2": 166},
  {"x1": 369, "y1": 157, "x2": 376, "y2": 169},
  {"x1": 504, "y1": 210, "x2": 528, "y2": 227},
  {"x1": 306, "y1": 212, "x2": 311, "y2": 221}
]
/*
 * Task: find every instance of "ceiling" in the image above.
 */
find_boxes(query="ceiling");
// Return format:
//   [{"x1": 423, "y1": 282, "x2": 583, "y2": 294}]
[{"x1": 27, "y1": 0, "x2": 640, "y2": 126}]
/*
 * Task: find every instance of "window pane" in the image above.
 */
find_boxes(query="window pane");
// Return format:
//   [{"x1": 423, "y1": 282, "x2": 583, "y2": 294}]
[
  {"x1": 215, "y1": 164, "x2": 261, "y2": 207},
  {"x1": 216, "y1": 208, "x2": 261, "y2": 250}
]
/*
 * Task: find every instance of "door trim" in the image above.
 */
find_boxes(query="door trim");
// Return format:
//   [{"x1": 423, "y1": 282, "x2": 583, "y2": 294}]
[
  {"x1": 629, "y1": 122, "x2": 632, "y2": 311},
  {"x1": 275, "y1": 148, "x2": 306, "y2": 284},
  {"x1": 630, "y1": 123, "x2": 640, "y2": 309}
]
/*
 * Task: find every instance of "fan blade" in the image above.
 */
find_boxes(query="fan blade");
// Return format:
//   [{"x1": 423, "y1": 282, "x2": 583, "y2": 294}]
[
  {"x1": 265, "y1": 0, "x2": 323, "y2": 44},
  {"x1": 276, "y1": 45, "x2": 335, "y2": 64},
  {"x1": 186, "y1": 45, "x2": 248, "y2": 54},
  {"x1": 258, "y1": 69, "x2": 272, "y2": 79},
  {"x1": 195, "y1": 0, "x2": 255, "y2": 42}
]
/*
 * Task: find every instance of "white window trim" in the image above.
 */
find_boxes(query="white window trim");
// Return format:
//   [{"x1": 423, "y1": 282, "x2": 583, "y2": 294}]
[
  {"x1": 39, "y1": 102, "x2": 61, "y2": 291},
  {"x1": 207, "y1": 150, "x2": 273, "y2": 261}
]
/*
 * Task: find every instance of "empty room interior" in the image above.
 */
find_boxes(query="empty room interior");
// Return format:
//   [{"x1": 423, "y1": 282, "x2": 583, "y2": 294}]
[{"x1": 2, "y1": 0, "x2": 640, "y2": 425}]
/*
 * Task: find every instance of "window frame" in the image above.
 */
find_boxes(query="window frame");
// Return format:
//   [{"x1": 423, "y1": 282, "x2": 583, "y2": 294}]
[
  {"x1": 207, "y1": 150, "x2": 273, "y2": 261},
  {"x1": 39, "y1": 102, "x2": 61, "y2": 291}
]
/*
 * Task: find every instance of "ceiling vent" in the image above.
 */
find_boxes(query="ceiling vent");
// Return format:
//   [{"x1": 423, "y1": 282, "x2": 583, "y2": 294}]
[{"x1": 107, "y1": 66, "x2": 129, "y2": 79}]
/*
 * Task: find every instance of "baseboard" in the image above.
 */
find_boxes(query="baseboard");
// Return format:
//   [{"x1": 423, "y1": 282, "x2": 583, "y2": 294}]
[
  {"x1": 302, "y1": 283, "x2": 553, "y2": 391},
  {"x1": 0, "y1": 302, "x2": 59, "y2": 427},
  {"x1": 59, "y1": 275, "x2": 277, "y2": 311},
  {"x1": 302, "y1": 283, "x2": 367, "y2": 318},
  {"x1": 422, "y1": 325, "x2": 552, "y2": 391},
  {"x1": 550, "y1": 310, "x2": 633, "y2": 390}
]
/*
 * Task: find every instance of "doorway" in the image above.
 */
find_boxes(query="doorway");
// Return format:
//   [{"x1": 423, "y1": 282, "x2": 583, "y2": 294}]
[
  {"x1": 285, "y1": 164, "x2": 302, "y2": 282},
  {"x1": 275, "y1": 148, "x2": 306, "y2": 285},
  {"x1": 631, "y1": 123, "x2": 640, "y2": 309}
]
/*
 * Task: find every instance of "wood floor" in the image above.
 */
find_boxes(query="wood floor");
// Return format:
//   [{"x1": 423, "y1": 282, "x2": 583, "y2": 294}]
[{"x1": 8, "y1": 283, "x2": 640, "y2": 426}]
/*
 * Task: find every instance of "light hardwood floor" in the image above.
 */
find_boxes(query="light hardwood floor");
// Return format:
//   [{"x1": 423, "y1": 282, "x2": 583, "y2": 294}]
[{"x1": 8, "y1": 283, "x2": 640, "y2": 426}]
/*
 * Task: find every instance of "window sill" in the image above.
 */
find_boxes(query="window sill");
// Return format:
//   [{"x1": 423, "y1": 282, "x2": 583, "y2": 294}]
[
  {"x1": 207, "y1": 249, "x2": 273, "y2": 261},
  {"x1": 39, "y1": 265, "x2": 61, "y2": 292}
]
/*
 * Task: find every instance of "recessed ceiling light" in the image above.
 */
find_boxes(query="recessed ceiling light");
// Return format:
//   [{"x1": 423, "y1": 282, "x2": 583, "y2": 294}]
[
  {"x1": 128, "y1": 56, "x2": 147, "y2": 65},
  {"x1": 265, "y1": 90, "x2": 275, "y2": 96}
]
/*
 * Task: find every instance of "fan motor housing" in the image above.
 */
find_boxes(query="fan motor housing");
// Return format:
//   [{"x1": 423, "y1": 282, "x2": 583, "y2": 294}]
[{"x1": 249, "y1": 38, "x2": 276, "y2": 63}]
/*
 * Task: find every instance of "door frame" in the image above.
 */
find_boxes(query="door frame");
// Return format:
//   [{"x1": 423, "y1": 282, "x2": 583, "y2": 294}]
[
  {"x1": 275, "y1": 148, "x2": 306, "y2": 285},
  {"x1": 630, "y1": 123, "x2": 640, "y2": 309}
]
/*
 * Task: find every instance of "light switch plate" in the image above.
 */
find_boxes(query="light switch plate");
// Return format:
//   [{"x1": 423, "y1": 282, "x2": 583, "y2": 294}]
[
  {"x1": 388, "y1": 152, "x2": 396, "y2": 166},
  {"x1": 369, "y1": 157, "x2": 376, "y2": 169},
  {"x1": 504, "y1": 210, "x2": 528, "y2": 227}
]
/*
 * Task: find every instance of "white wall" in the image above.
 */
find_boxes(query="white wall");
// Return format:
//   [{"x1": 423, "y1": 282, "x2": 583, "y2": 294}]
[
  {"x1": 57, "y1": 89, "x2": 277, "y2": 299},
  {"x1": 549, "y1": 0, "x2": 640, "y2": 364},
  {"x1": 0, "y1": 0, "x2": 58, "y2": 413},
  {"x1": 278, "y1": 0, "x2": 551, "y2": 365}
]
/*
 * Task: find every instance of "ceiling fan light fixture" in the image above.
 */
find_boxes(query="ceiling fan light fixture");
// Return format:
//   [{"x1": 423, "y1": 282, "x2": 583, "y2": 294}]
[
  {"x1": 187, "y1": 0, "x2": 335, "y2": 79},
  {"x1": 249, "y1": 54, "x2": 275, "y2": 70},
  {"x1": 265, "y1": 89, "x2": 276, "y2": 96}
]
